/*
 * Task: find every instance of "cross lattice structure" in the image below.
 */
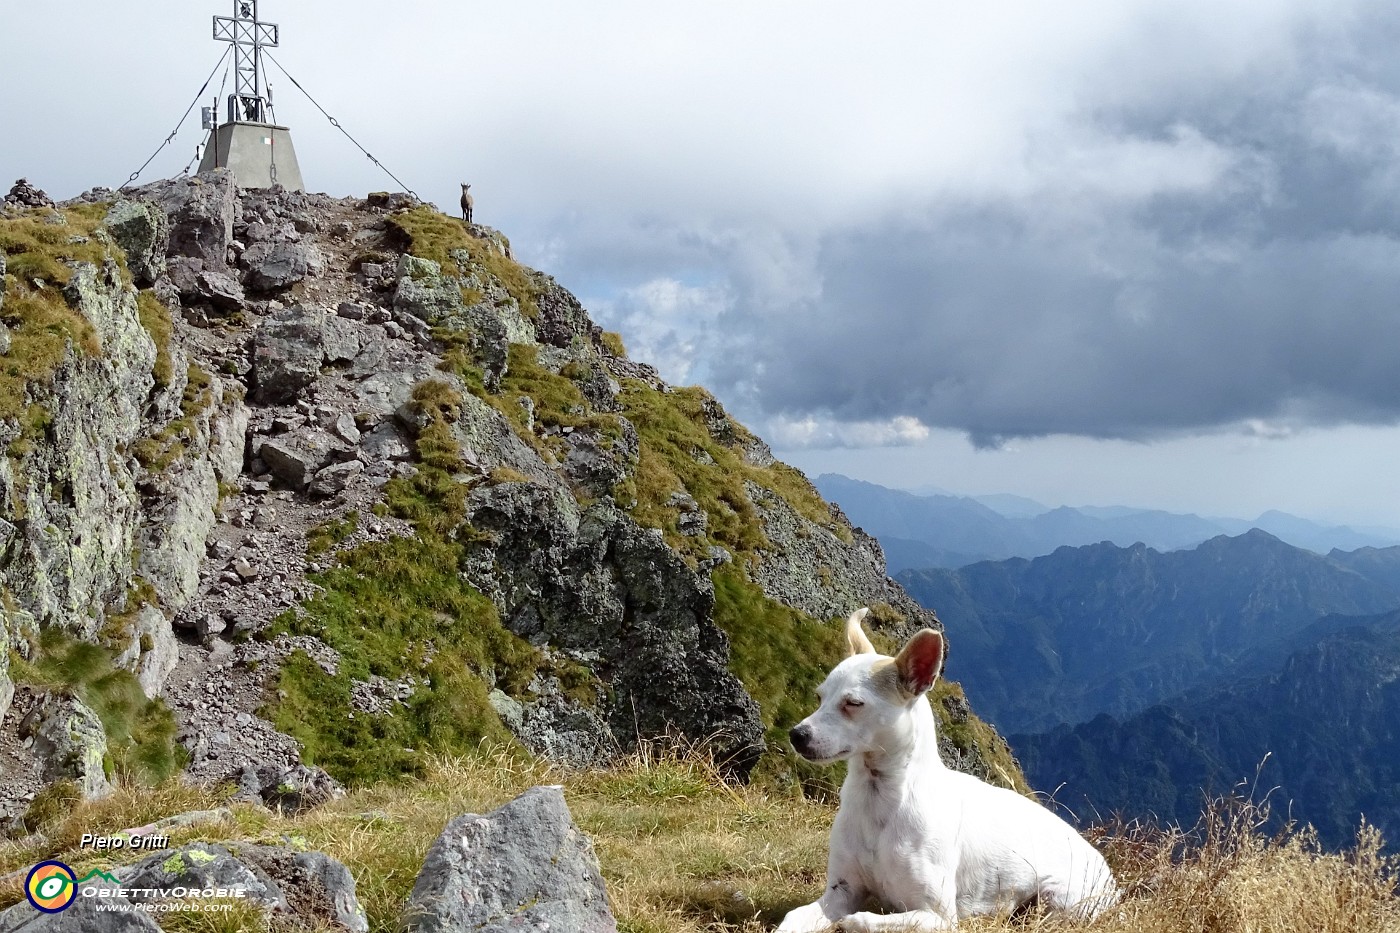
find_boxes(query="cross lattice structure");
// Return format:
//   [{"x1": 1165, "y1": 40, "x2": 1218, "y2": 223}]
[{"x1": 213, "y1": 0, "x2": 279, "y2": 124}]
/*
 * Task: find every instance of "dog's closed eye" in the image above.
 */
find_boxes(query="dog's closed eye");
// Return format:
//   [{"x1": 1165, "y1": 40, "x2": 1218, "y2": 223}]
[{"x1": 840, "y1": 697, "x2": 865, "y2": 714}]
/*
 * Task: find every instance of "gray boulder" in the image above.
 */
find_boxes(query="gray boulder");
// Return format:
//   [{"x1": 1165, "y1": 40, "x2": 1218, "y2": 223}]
[
  {"x1": 403, "y1": 786, "x2": 616, "y2": 933},
  {"x1": 140, "y1": 170, "x2": 237, "y2": 265},
  {"x1": 309, "y1": 459, "x2": 363, "y2": 498},
  {"x1": 111, "y1": 604, "x2": 179, "y2": 699},
  {"x1": 233, "y1": 762, "x2": 346, "y2": 814},
  {"x1": 357, "y1": 421, "x2": 411, "y2": 465},
  {"x1": 292, "y1": 851, "x2": 369, "y2": 933},
  {"x1": 258, "y1": 430, "x2": 344, "y2": 490},
  {"x1": 20, "y1": 691, "x2": 113, "y2": 800},
  {"x1": 241, "y1": 240, "x2": 322, "y2": 291},
  {"x1": 251, "y1": 308, "x2": 373, "y2": 402},
  {"x1": 251, "y1": 309, "x2": 324, "y2": 404},
  {"x1": 104, "y1": 200, "x2": 169, "y2": 287},
  {"x1": 532, "y1": 274, "x2": 599, "y2": 349},
  {"x1": 166, "y1": 256, "x2": 244, "y2": 312}
]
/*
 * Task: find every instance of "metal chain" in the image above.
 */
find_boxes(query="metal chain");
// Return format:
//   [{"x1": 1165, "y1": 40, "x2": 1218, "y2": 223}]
[
  {"x1": 119, "y1": 47, "x2": 233, "y2": 190},
  {"x1": 263, "y1": 51, "x2": 419, "y2": 198}
]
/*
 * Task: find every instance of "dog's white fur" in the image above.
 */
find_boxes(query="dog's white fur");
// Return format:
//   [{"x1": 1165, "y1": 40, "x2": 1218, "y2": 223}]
[{"x1": 778, "y1": 609, "x2": 1118, "y2": 932}]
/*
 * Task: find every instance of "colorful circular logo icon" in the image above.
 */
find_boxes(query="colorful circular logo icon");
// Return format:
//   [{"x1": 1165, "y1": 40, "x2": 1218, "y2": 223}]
[{"x1": 25, "y1": 861, "x2": 77, "y2": 913}]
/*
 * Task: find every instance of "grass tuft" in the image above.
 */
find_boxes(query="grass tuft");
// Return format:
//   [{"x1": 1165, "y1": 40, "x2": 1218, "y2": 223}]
[
  {"x1": 0, "y1": 205, "x2": 115, "y2": 423},
  {"x1": 9, "y1": 628, "x2": 184, "y2": 789}
]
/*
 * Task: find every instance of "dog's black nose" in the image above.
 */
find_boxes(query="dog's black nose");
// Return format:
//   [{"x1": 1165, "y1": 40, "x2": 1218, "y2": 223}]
[{"x1": 789, "y1": 723, "x2": 812, "y2": 756}]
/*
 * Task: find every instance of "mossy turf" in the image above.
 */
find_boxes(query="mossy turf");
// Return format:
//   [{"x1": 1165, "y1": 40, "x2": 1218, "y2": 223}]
[
  {"x1": 617, "y1": 380, "x2": 847, "y2": 564},
  {"x1": 10, "y1": 627, "x2": 183, "y2": 786},
  {"x1": 131, "y1": 364, "x2": 215, "y2": 471},
  {"x1": 135, "y1": 289, "x2": 174, "y2": 388},
  {"x1": 387, "y1": 205, "x2": 544, "y2": 319},
  {"x1": 0, "y1": 205, "x2": 114, "y2": 423}
]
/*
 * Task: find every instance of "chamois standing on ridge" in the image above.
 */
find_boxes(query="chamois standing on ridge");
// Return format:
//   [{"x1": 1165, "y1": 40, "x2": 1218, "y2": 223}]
[{"x1": 460, "y1": 183, "x2": 473, "y2": 224}]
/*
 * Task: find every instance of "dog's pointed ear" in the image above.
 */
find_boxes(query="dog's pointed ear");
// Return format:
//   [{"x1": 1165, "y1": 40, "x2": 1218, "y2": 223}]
[
  {"x1": 894, "y1": 629, "x2": 945, "y2": 696},
  {"x1": 845, "y1": 607, "x2": 875, "y2": 656}
]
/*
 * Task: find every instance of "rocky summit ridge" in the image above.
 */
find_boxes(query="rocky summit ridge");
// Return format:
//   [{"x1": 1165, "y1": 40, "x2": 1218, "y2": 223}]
[{"x1": 0, "y1": 172, "x2": 1022, "y2": 828}]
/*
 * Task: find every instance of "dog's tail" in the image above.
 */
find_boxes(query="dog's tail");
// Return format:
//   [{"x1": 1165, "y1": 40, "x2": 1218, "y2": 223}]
[{"x1": 846, "y1": 607, "x2": 875, "y2": 655}]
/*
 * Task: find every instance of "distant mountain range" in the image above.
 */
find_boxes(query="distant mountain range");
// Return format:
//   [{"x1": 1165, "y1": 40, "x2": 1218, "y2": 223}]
[
  {"x1": 1013, "y1": 612, "x2": 1400, "y2": 850},
  {"x1": 896, "y1": 530, "x2": 1400, "y2": 733},
  {"x1": 815, "y1": 473, "x2": 1400, "y2": 572}
]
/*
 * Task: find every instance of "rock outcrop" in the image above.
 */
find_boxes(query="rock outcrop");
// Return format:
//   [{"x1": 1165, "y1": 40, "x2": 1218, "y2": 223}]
[
  {"x1": 0, "y1": 174, "x2": 1019, "y2": 825},
  {"x1": 404, "y1": 786, "x2": 616, "y2": 933}
]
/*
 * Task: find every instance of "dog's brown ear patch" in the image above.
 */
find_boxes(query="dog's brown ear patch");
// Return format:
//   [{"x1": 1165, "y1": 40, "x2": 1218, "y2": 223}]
[
  {"x1": 845, "y1": 607, "x2": 875, "y2": 656},
  {"x1": 895, "y1": 630, "x2": 945, "y2": 696}
]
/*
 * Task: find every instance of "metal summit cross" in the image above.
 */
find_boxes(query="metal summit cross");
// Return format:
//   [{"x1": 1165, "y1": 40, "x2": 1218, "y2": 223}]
[
  {"x1": 213, "y1": 0, "x2": 278, "y2": 123},
  {"x1": 198, "y1": 0, "x2": 305, "y2": 190}
]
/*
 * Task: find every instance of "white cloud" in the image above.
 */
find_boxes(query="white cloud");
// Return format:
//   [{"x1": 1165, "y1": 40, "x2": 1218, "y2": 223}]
[{"x1": 765, "y1": 414, "x2": 931, "y2": 450}]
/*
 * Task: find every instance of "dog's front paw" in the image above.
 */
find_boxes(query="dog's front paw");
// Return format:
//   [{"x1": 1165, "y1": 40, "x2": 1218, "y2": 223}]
[
  {"x1": 777, "y1": 901, "x2": 833, "y2": 933},
  {"x1": 833, "y1": 912, "x2": 881, "y2": 933}
]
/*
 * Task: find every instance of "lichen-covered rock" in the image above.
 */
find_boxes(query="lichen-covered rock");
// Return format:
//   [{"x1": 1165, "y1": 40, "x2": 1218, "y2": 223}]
[
  {"x1": 0, "y1": 617, "x2": 12, "y2": 727},
  {"x1": 135, "y1": 375, "x2": 248, "y2": 616},
  {"x1": 233, "y1": 762, "x2": 346, "y2": 814},
  {"x1": 392, "y1": 379, "x2": 559, "y2": 486},
  {"x1": 533, "y1": 273, "x2": 599, "y2": 348},
  {"x1": 403, "y1": 786, "x2": 617, "y2": 933},
  {"x1": 489, "y1": 687, "x2": 617, "y2": 767},
  {"x1": 251, "y1": 307, "x2": 374, "y2": 403},
  {"x1": 112, "y1": 605, "x2": 179, "y2": 699},
  {"x1": 0, "y1": 259, "x2": 154, "y2": 640},
  {"x1": 392, "y1": 255, "x2": 461, "y2": 321},
  {"x1": 105, "y1": 199, "x2": 169, "y2": 287},
  {"x1": 561, "y1": 419, "x2": 638, "y2": 499},
  {"x1": 120, "y1": 842, "x2": 287, "y2": 910},
  {"x1": 746, "y1": 482, "x2": 936, "y2": 635},
  {"x1": 22, "y1": 691, "x2": 113, "y2": 799},
  {"x1": 462, "y1": 484, "x2": 765, "y2": 772},
  {"x1": 292, "y1": 851, "x2": 370, "y2": 933},
  {"x1": 252, "y1": 308, "x2": 326, "y2": 403},
  {"x1": 309, "y1": 459, "x2": 363, "y2": 498}
]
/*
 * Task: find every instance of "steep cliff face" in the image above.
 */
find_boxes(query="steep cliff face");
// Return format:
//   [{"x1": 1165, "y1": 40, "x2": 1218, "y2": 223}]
[{"x1": 0, "y1": 176, "x2": 1021, "y2": 816}]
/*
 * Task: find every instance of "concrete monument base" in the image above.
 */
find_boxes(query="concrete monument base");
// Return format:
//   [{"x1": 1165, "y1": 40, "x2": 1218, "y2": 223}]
[{"x1": 198, "y1": 122, "x2": 304, "y2": 191}]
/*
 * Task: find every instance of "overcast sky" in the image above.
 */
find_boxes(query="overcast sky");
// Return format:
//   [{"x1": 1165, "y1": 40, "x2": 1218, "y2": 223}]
[{"x1": 6, "y1": 1, "x2": 1400, "y2": 527}]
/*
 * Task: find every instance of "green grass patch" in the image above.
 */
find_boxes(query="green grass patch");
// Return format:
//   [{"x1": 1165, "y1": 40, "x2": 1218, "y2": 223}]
[
  {"x1": 600, "y1": 330, "x2": 627, "y2": 359},
  {"x1": 306, "y1": 511, "x2": 359, "y2": 557},
  {"x1": 10, "y1": 627, "x2": 184, "y2": 785},
  {"x1": 136, "y1": 289, "x2": 174, "y2": 388}
]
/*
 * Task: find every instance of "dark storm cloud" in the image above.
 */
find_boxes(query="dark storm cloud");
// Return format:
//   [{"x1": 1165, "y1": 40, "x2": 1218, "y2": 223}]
[{"x1": 658, "y1": 11, "x2": 1400, "y2": 446}]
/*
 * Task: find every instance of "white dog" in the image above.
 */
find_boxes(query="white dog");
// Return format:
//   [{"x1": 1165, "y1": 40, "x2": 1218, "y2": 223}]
[{"x1": 778, "y1": 609, "x2": 1119, "y2": 932}]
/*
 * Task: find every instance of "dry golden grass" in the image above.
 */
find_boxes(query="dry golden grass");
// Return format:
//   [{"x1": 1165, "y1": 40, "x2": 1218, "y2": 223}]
[{"x1": 2, "y1": 749, "x2": 1395, "y2": 932}]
